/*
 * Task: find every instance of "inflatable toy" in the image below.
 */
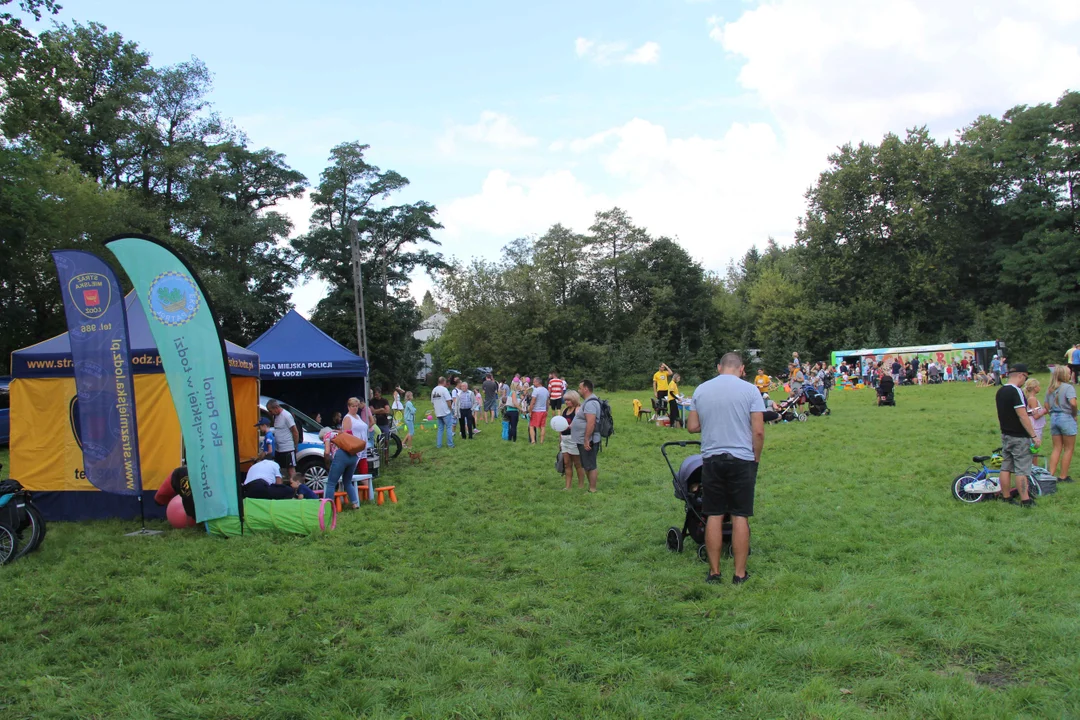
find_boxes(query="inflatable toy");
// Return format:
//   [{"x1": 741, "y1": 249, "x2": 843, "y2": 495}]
[
  {"x1": 166, "y1": 495, "x2": 196, "y2": 529},
  {"x1": 550, "y1": 415, "x2": 569, "y2": 433}
]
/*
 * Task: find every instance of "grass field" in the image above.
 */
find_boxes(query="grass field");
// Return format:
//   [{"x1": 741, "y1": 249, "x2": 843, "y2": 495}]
[{"x1": 2, "y1": 379, "x2": 1079, "y2": 719}]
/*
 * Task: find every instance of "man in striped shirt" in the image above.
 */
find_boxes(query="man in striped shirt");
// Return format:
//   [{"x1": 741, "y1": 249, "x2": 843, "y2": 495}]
[
  {"x1": 456, "y1": 381, "x2": 476, "y2": 439},
  {"x1": 548, "y1": 372, "x2": 567, "y2": 411}
]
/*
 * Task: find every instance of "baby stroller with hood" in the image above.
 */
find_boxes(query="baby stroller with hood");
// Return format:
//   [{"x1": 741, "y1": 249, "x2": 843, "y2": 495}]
[
  {"x1": 800, "y1": 385, "x2": 830, "y2": 416},
  {"x1": 773, "y1": 393, "x2": 807, "y2": 423},
  {"x1": 661, "y1": 441, "x2": 749, "y2": 562},
  {"x1": 876, "y1": 374, "x2": 896, "y2": 406}
]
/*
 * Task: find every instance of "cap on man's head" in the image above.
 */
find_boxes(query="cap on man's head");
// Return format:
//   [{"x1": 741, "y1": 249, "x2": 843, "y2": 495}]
[
  {"x1": 1009, "y1": 363, "x2": 1029, "y2": 375},
  {"x1": 255, "y1": 417, "x2": 271, "y2": 427}
]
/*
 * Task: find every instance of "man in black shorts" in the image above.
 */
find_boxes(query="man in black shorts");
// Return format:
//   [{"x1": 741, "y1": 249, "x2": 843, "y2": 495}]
[
  {"x1": 687, "y1": 352, "x2": 765, "y2": 584},
  {"x1": 267, "y1": 399, "x2": 299, "y2": 481}
]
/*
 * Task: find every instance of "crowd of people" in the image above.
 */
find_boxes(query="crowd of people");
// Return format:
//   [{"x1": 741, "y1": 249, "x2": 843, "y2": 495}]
[
  {"x1": 429, "y1": 371, "x2": 605, "y2": 492},
  {"x1": 181, "y1": 344, "x2": 1079, "y2": 586}
]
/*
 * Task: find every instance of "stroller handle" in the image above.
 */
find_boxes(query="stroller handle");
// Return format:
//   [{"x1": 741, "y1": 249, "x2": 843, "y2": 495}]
[{"x1": 660, "y1": 441, "x2": 701, "y2": 478}]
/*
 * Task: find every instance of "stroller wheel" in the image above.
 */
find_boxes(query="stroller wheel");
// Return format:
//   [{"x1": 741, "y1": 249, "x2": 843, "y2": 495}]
[
  {"x1": 666, "y1": 527, "x2": 684, "y2": 553},
  {"x1": 697, "y1": 544, "x2": 709, "y2": 563},
  {"x1": 798, "y1": 413, "x2": 808, "y2": 422}
]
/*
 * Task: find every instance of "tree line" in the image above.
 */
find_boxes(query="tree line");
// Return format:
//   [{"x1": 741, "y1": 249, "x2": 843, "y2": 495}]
[
  {"x1": 434, "y1": 91, "x2": 1080, "y2": 387},
  {"x1": 0, "y1": 2, "x2": 443, "y2": 388}
]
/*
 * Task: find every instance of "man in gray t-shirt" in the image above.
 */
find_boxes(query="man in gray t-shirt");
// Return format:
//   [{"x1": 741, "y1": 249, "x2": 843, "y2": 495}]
[
  {"x1": 687, "y1": 352, "x2": 765, "y2": 586},
  {"x1": 570, "y1": 379, "x2": 602, "y2": 491},
  {"x1": 482, "y1": 375, "x2": 499, "y2": 423}
]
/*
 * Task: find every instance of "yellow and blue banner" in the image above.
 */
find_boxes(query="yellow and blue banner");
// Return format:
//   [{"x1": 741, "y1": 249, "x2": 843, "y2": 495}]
[
  {"x1": 50, "y1": 250, "x2": 142, "y2": 496},
  {"x1": 105, "y1": 236, "x2": 241, "y2": 525}
]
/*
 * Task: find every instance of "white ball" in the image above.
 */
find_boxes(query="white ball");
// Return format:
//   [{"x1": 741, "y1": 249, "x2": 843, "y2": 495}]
[{"x1": 550, "y1": 415, "x2": 569, "y2": 433}]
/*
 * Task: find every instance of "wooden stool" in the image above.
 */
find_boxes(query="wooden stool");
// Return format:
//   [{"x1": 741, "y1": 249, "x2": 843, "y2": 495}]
[
  {"x1": 333, "y1": 491, "x2": 349, "y2": 512},
  {"x1": 375, "y1": 486, "x2": 397, "y2": 505}
]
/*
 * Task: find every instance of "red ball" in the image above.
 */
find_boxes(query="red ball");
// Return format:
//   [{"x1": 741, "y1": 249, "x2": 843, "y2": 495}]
[{"x1": 166, "y1": 495, "x2": 196, "y2": 529}]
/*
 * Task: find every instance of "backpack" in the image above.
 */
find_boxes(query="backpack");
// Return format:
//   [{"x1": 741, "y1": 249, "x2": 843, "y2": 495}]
[{"x1": 596, "y1": 397, "x2": 615, "y2": 445}]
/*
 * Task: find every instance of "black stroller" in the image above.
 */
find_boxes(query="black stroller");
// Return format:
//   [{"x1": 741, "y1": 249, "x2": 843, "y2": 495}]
[
  {"x1": 661, "y1": 441, "x2": 748, "y2": 562},
  {"x1": 800, "y1": 385, "x2": 830, "y2": 416},
  {"x1": 876, "y1": 375, "x2": 896, "y2": 406}
]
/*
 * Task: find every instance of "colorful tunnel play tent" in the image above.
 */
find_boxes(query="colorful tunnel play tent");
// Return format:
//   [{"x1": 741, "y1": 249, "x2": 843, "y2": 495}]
[
  {"x1": 247, "y1": 309, "x2": 367, "y2": 422},
  {"x1": 8, "y1": 293, "x2": 260, "y2": 521}
]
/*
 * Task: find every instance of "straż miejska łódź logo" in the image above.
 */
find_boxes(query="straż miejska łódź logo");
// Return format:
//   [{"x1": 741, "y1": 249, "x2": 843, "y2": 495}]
[
  {"x1": 67, "y1": 272, "x2": 112, "y2": 320},
  {"x1": 147, "y1": 271, "x2": 200, "y2": 326}
]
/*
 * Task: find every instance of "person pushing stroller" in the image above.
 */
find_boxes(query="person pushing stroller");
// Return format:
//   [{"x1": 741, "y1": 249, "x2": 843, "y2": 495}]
[{"x1": 686, "y1": 353, "x2": 765, "y2": 585}]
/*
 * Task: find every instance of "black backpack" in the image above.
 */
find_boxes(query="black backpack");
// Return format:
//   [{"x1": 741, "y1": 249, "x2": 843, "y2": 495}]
[{"x1": 596, "y1": 397, "x2": 614, "y2": 445}]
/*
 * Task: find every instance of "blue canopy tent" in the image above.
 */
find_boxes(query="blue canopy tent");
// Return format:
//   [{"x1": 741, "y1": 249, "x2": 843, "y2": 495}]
[{"x1": 247, "y1": 310, "x2": 368, "y2": 423}]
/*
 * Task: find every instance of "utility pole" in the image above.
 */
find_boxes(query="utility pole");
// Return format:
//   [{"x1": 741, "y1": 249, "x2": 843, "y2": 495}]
[{"x1": 348, "y1": 219, "x2": 370, "y2": 400}]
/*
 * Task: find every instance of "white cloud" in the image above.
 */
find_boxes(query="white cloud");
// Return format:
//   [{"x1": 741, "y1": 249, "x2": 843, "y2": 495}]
[
  {"x1": 712, "y1": 0, "x2": 1080, "y2": 141},
  {"x1": 421, "y1": 1, "x2": 1080, "y2": 303},
  {"x1": 438, "y1": 111, "x2": 538, "y2": 155},
  {"x1": 624, "y1": 41, "x2": 660, "y2": 65},
  {"x1": 706, "y1": 15, "x2": 724, "y2": 43},
  {"x1": 440, "y1": 118, "x2": 808, "y2": 271},
  {"x1": 274, "y1": 190, "x2": 314, "y2": 237},
  {"x1": 575, "y1": 37, "x2": 662, "y2": 65},
  {"x1": 574, "y1": 37, "x2": 594, "y2": 57}
]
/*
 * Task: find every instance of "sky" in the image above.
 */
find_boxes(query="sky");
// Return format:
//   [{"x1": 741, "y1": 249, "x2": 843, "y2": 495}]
[{"x1": 59, "y1": 0, "x2": 1080, "y2": 315}]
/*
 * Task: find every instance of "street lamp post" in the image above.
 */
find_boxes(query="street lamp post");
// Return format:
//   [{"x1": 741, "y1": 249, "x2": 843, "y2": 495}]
[{"x1": 347, "y1": 219, "x2": 370, "y2": 400}]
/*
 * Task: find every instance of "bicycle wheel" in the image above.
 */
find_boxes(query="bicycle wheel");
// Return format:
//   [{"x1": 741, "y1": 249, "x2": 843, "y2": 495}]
[
  {"x1": 15, "y1": 502, "x2": 45, "y2": 558},
  {"x1": 388, "y1": 433, "x2": 403, "y2": 459},
  {"x1": 952, "y1": 474, "x2": 984, "y2": 503},
  {"x1": 0, "y1": 524, "x2": 17, "y2": 565}
]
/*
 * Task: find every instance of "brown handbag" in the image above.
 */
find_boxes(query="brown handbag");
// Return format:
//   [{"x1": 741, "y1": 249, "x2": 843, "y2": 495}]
[{"x1": 331, "y1": 431, "x2": 366, "y2": 455}]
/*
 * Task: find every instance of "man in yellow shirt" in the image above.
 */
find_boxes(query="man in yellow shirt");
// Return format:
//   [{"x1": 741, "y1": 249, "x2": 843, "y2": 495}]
[
  {"x1": 754, "y1": 369, "x2": 770, "y2": 394},
  {"x1": 653, "y1": 363, "x2": 672, "y2": 405}
]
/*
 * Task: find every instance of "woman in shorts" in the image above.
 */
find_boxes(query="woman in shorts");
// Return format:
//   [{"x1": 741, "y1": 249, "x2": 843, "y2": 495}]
[{"x1": 1046, "y1": 365, "x2": 1078, "y2": 482}]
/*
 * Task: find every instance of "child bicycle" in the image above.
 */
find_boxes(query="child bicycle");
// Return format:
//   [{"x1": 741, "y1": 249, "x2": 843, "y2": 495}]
[{"x1": 951, "y1": 451, "x2": 1049, "y2": 503}]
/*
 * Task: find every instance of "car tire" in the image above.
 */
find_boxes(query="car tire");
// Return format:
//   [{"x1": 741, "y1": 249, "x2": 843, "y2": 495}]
[{"x1": 297, "y1": 458, "x2": 328, "y2": 494}]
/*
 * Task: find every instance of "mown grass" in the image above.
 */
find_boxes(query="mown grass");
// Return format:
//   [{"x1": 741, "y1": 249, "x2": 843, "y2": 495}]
[{"x1": 2, "y1": 379, "x2": 1079, "y2": 719}]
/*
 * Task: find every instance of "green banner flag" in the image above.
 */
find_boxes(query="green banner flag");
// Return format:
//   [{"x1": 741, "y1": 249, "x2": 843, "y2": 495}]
[{"x1": 106, "y1": 235, "x2": 241, "y2": 524}]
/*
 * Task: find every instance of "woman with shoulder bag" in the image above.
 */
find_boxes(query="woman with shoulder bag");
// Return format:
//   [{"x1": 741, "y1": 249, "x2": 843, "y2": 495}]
[
  {"x1": 1046, "y1": 365, "x2": 1078, "y2": 483},
  {"x1": 322, "y1": 397, "x2": 368, "y2": 509}
]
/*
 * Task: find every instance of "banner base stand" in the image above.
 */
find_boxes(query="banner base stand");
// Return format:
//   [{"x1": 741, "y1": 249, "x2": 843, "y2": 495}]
[{"x1": 125, "y1": 528, "x2": 164, "y2": 537}]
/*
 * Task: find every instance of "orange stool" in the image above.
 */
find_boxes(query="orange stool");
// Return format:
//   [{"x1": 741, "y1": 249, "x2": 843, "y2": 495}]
[
  {"x1": 375, "y1": 486, "x2": 397, "y2": 505},
  {"x1": 333, "y1": 491, "x2": 349, "y2": 512},
  {"x1": 356, "y1": 485, "x2": 369, "y2": 503}
]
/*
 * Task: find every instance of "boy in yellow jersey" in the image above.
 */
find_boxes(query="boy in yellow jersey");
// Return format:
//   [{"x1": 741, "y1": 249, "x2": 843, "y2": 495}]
[{"x1": 754, "y1": 369, "x2": 770, "y2": 394}]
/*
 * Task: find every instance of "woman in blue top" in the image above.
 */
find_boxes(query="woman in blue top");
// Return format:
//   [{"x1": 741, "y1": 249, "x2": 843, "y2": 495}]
[{"x1": 402, "y1": 391, "x2": 417, "y2": 450}]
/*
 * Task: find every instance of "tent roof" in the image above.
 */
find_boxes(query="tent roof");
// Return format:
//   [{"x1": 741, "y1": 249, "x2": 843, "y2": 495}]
[
  {"x1": 11, "y1": 293, "x2": 259, "y2": 378},
  {"x1": 247, "y1": 309, "x2": 367, "y2": 379}
]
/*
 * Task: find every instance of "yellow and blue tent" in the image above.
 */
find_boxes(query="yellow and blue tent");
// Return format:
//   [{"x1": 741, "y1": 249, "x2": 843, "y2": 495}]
[{"x1": 8, "y1": 293, "x2": 260, "y2": 521}]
